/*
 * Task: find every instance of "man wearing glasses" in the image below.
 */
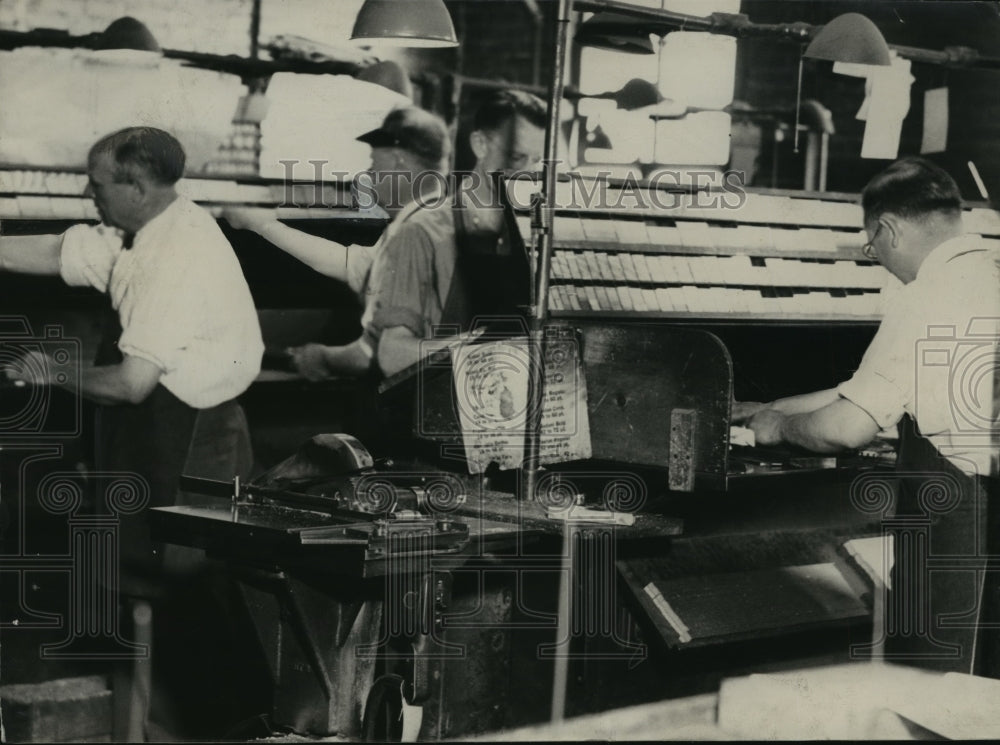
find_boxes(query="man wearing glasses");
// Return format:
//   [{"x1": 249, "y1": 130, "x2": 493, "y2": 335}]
[{"x1": 737, "y1": 157, "x2": 1000, "y2": 676}]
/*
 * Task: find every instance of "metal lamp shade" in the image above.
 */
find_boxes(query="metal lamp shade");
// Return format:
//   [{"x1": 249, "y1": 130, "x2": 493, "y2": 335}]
[
  {"x1": 804, "y1": 12, "x2": 891, "y2": 66},
  {"x1": 351, "y1": 0, "x2": 459, "y2": 48},
  {"x1": 575, "y1": 13, "x2": 657, "y2": 55},
  {"x1": 97, "y1": 17, "x2": 161, "y2": 51}
]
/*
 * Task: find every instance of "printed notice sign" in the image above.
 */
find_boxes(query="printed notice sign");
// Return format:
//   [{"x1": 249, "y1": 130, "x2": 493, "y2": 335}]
[{"x1": 452, "y1": 334, "x2": 592, "y2": 473}]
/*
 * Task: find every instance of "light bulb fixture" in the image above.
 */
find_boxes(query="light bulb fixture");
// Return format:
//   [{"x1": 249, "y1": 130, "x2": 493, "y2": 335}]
[
  {"x1": 351, "y1": 0, "x2": 459, "y2": 48},
  {"x1": 804, "y1": 12, "x2": 891, "y2": 66}
]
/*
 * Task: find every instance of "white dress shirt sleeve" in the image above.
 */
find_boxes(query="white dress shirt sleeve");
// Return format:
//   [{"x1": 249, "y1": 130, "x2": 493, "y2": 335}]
[
  {"x1": 59, "y1": 224, "x2": 122, "y2": 292},
  {"x1": 837, "y1": 290, "x2": 918, "y2": 430}
]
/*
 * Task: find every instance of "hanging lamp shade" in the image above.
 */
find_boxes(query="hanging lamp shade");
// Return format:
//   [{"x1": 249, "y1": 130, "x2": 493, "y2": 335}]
[
  {"x1": 804, "y1": 13, "x2": 891, "y2": 66},
  {"x1": 575, "y1": 13, "x2": 657, "y2": 55},
  {"x1": 96, "y1": 16, "x2": 161, "y2": 51},
  {"x1": 351, "y1": 0, "x2": 459, "y2": 48}
]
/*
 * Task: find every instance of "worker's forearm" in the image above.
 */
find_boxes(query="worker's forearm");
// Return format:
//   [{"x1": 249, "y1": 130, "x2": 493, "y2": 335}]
[
  {"x1": 779, "y1": 411, "x2": 854, "y2": 453},
  {"x1": 377, "y1": 333, "x2": 426, "y2": 378},
  {"x1": 769, "y1": 388, "x2": 841, "y2": 416},
  {"x1": 80, "y1": 364, "x2": 154, "y2": 405},
  {"x1": 0, "y1": 234, "x2": 63, "y2": 275},
  {"x1": 255, "y1": 221, "x2": 350, "y2": 279},
  {"x1": 323, "y1": 339, "x2": 373, "y2": 376}
]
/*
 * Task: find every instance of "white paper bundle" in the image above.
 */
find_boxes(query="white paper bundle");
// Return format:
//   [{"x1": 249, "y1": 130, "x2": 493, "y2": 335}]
[{"x1": 0, "y1": 47, "x2": 244, "y2": 173}]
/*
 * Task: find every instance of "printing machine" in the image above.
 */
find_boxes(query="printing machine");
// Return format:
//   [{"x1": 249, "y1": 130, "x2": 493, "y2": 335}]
[
  {"x1": 7, "y1": 169, "x2": 999, "y2": 739},
  {"x1": 147, "y1": 176, "x2": 924, "y2": 738}
]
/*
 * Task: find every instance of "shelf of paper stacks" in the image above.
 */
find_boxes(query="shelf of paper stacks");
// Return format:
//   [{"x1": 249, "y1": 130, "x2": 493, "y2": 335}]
[
  {"x1": 258, "y1": 73, "x2": 411, "y2": 181},
  {"x1": 717, "y1": 662, "x2": 1000, "y2": 739},
  {"x1": 0, "y1": 46, "x2": 244, "y2": 174}
]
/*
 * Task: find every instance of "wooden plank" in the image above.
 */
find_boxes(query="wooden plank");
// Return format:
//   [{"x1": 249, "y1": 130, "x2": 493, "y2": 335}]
[{"x1": 615, "y1": 219, "x2": 651, "y2": 247}]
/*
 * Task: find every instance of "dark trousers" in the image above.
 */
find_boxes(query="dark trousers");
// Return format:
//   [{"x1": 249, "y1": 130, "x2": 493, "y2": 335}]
[
  {"x1": 884, "y1": 415, "x2": 999, "y2": 676},
  {"x1": 97, "y1": 387, "x2": 262, "y2": 737},
  {"x1": 95, "y1": 385, "x2": 199, "y2": 590}
]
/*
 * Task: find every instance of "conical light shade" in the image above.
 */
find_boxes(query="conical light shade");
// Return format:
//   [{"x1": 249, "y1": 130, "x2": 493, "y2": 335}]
[
  {"x1": 575, "y1": 13, "x2": 657, "y2": 55},
  {"x1": 351, "y1": 0, "x2": 459, "y2": 48},
  {"x1": 97, "y1": 16, "x2": 161, "y2": 51},
  {"x1": 804, "y1": 13, "x2": 891, "y2": 66}
]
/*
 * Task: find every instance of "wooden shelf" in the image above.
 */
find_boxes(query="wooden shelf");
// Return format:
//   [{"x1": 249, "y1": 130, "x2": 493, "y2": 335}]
[
  {"x1": 0, "y1": 28, "x2": 363, "y2": 79},
  {"x1": 550, "y1": 310, "x2": 881, "y2": 324}
]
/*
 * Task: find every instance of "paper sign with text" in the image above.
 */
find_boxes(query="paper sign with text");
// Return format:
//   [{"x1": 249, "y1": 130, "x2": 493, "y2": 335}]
[{"x1": 452, "y1": 334, "x2": 592, "y2": 473}]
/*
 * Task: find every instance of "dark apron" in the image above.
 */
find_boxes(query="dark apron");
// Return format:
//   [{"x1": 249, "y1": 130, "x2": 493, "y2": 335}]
[
  {"x1": 884, "y1": 414, "x2": 999, "y2": 676},
  {"x1": 440, "y1": 207, "x2": 530, "y2": 334}
]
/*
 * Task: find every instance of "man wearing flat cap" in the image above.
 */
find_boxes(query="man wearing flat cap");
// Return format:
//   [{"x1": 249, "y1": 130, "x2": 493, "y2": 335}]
[
  {"x1": 225, "y1": 93, "x2": 546, "y2": 380},
  {"x1": 224, "y1": 105, "x2": 451, "y2": 379}
]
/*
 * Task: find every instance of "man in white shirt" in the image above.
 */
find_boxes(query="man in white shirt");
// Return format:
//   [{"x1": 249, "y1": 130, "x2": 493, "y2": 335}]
[
  {"x1": 0, "y1": 126, "x2": 264, "y2": 581},
  {"x1": 739, "y1": 157, "x2": 999, "y2": 675}
]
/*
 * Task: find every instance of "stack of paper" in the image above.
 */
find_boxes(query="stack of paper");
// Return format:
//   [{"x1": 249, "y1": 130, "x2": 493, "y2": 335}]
[
  {"x1": 0, "y1": 47, "x2": 243, "y2": 173},
  {"x1": 718, "y1": 662, "x2": 1000, "y2": 739}
]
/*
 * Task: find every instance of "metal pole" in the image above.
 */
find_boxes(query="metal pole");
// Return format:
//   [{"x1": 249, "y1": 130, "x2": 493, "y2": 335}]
[
  {"x1": 550, "y1": 523, "x2": 573, "y2": 723},
  {"x1": 819, "y1": 132, "x2": 829, "y2": 191},
  {"x1": 249, "y1": 0, "x2": 261, "y2": 59},
  {"x1": 521, "y1": 0, "x2": 572, "y2": 503}
]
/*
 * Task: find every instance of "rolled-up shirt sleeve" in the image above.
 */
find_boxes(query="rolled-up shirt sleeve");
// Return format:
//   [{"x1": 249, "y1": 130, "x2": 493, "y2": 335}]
[
  {"x1": 345, "y1": 243, "x2": 377, "y2": 297},
  {"x1": 59, "y1": 224, "x2": 122, "y2": 291},
  {"x1": 837, "y1": 293, "x2": 918, "y2": 430},
  {"x1": 368, "y1": 222, "x2": 436, "y2": 340}
]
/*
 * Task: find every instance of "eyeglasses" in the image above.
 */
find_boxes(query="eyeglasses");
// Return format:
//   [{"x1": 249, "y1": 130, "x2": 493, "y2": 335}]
[{"x1": 862, "y1": 222, "x2": 883, "y2": 261}]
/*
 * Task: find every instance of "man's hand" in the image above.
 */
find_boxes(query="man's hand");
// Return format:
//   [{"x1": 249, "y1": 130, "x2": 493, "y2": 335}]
[
  {"x1": 747, "y1": 408, "x2": 785, "y2": 446},
  {"x1": 288, "y1": 343, "x2": 333, "y2": 381},
  {"x1": 221, "y1": 207, "x2": 278, "y2": 233},
  {"x1": 731, "y1": 400, "x2": 767, "y2": 423},
  {"x1": 4, "y1": 350, "x2": 58, "y2": 386}
]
